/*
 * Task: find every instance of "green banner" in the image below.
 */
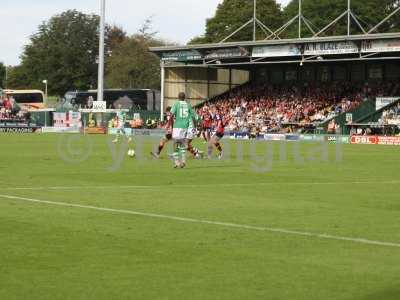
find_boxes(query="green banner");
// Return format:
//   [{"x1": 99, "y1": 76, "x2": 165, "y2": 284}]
[{"x1": 161, "y1": 50, "x2": 202, "y2": 62}]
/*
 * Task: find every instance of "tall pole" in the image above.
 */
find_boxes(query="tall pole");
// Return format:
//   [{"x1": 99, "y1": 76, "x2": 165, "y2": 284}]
[
  {"x1": 298, "y1": 0, "x2": 302, "y2": 38},
  {"x1": 253, "y1": 0, "x2": 257, "y2": 41},
  {"x1": 347, "y1": 0, "x2": 351, "y2": 36},
  {"x1": 45, "y1": 81, "x2": 48, "y2": 101},
  {"x1": 160, "y1": 63, "x2": 165, "y2": 121},
  {"x1": 97, "y1": 0, "x2": 106, "y2": 102}
]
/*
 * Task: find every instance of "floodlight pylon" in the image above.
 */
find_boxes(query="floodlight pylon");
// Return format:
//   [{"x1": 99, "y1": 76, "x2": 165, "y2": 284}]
[
  {"x1": 264, "y1": 0, "x2": 319, "y2": 40},
  {"x1": 314, "y1": 0, "x2": 366, "y2": 37},
  {"x1": 219, "y1": 0, "x2": 277, "y2": 43}
]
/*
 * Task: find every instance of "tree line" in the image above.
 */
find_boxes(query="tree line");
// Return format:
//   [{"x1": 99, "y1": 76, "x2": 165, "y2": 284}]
[
  {"x1": 0, "y1": 63, "x2": 5, "y2": 88},
  {"x1": 3, "y1": 1, "x2": 400, "y2": 96},
  {"x1": 5, "y1": 10, "x2": 167, "y2": 96},
  {"x1": 191, "y1": 0, "x2": 400, "y2": 43}
]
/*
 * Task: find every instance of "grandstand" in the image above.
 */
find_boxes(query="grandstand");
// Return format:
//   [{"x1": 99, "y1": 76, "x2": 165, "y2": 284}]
[{"x1": 150, "y1": 2, "x2": 400, "y2": 136}]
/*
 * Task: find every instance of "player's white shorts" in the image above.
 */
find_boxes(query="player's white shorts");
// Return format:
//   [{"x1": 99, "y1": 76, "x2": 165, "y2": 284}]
[
  {"x1": 186, "y1": 127, "x2": 196, "y2": 140},
  {"x1": 117, "y1": 125, "x2": 126, "y2": 134},
  {"x1": 172, "y1": 128, "x2": 188, "y2": 140}
]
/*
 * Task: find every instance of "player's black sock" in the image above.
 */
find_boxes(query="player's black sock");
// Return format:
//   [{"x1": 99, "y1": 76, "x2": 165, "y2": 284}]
[
  {"x1": 203, "y1": 132, "x2": 208, "y2": 142},
  {"x1": 158, "y1": 144, "x2": 164, "y2": 155}
]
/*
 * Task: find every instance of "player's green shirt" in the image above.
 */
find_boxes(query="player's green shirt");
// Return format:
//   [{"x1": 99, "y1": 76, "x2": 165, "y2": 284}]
[
  {"x1": 116, "y1": 110, "x2": 127, "y2": 123},
  {"x1": 171, "y1": 100, "x2": 195, "y2": 129}
]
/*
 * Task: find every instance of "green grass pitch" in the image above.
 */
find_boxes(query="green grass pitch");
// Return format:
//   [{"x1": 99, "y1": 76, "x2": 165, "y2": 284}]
[{"x1": 0, "y1": 134, "x2": 399, "y2": 300}]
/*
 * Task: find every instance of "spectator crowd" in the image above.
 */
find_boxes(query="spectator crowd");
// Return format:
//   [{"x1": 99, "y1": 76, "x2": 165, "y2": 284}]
[
  {"x1": 381, "y1": 102, "x2": 400, "y2": 126},
  {"x1": 1, "y1": 95, "x2": 19, "y2": 121},
  {"x1": 0, "y1": 94, "x2": 30, "y2": 123},
  {"x1": 198, "y1": 81, "x2": 400, "y2": 134}
]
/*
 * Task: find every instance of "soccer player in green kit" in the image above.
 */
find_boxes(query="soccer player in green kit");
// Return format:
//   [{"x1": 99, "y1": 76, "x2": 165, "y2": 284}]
[
  {"x1": 170, "y1": 92, "x2": 195, "y2": 168},
  {"x1": 112, "y1": 104, "x2": 132, "y2": 144}
]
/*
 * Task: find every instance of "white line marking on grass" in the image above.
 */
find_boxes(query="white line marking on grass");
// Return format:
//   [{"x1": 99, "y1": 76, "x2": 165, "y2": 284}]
[
  {"x1": 3, "y1": 180, "x2": 400, "y2": 191},
  {"x1": 1, "y1": 193, "x2": 400, "y2": 249}
]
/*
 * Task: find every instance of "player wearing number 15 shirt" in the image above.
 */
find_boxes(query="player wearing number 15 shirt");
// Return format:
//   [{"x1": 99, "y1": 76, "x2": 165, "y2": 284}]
[{"x1": 170, "y1": 92, "x2": 195, "y2": 168}]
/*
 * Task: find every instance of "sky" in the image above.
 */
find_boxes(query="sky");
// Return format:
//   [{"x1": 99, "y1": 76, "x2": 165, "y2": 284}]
[{"x1": 0, "y1": 0, "x2": 291, "y2": 66}]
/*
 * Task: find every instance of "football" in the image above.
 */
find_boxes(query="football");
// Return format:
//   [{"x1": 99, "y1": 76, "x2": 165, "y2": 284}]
[{"x1": 127, "y1": 149, "x2": 135, "y2": 157}]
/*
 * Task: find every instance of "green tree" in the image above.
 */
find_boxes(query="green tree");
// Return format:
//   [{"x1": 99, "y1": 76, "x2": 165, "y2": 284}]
[
  {"x1": 282, "y1": 0, "x2": 400, "y2": 38},
  {"x1": 137, "y1": 16, "x2": 159, "y2": 40},
  {"x1": 190, "y1": 0, "x2": 284, "y2": 44},
  {"x1": 188, "y1": 36, "x2": 208, "y2": 45},
  {"x1": 106, "y1": 25, "x2": 127, "y2": 51},
  {"x1": 6, "y1": 65, "x2": 31, "y2": 90},
  {"x1": 19, "y1": 10, "x2": 100, "y2": 96},
  {"x1": 106, "y1": 19, "x2": 167, "y2": 90},
  {"x1": 105, "y1": 36, "x2": 165, "y2": 90},
  {"x1": 0, "y1": 62, "x2": 5, "y2": 88}
]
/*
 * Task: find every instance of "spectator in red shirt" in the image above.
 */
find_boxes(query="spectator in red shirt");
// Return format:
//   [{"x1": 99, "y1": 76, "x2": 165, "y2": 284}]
[{"x1": 3, "y1": 97, "x2": 12, "y2": 110}]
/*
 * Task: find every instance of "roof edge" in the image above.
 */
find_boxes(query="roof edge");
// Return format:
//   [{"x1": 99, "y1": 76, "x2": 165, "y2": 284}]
[{"x1": 150, "y1": 32, "x2": 400, "y2": 53}]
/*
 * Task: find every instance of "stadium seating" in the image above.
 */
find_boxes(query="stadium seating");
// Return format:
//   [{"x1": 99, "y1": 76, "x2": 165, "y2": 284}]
[
  {"x1": 382, "y1": 102, "x2": 400, "y2": 125},
  {"x1": 199, "y1": 80, "x2": 400, "y2": 134}
]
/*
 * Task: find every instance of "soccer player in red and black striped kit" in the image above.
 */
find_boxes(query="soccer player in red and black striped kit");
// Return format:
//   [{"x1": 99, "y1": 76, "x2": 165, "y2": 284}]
[
  {"x1": 201, "y1": 107, "x2": 213, "y2": 142},
  {"x1": 151, "y1": 106, "x2": 174, "y2": 158},
  {"x1": 208, "y1": 110, "x2": 230, "y2": 159}
]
